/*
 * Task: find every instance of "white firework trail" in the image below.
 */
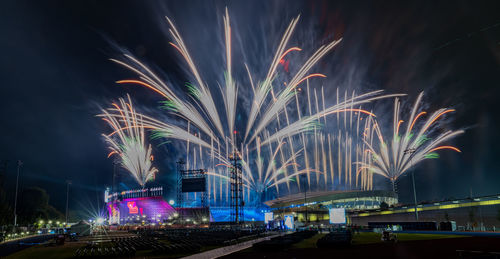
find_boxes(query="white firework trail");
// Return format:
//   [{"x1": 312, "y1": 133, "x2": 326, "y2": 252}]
[
  {"x1": 99, "y1": 95, "x2": 158, "y2": 187},
  {"x1": 356, "y1": 92, "x2": 464, "y2": 192},
  {"x1": 103, "y1": 8, "x2": 405, "y2": 205}
]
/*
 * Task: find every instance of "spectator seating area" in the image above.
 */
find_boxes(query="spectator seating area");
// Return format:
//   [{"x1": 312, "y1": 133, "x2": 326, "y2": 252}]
[
  {"x1": 159, "y1": 228, "x2": 266, "y2": 247},
  {"x1": 74, "y1": 241, "x2": 136, "y2": 258},
  {"x1": 74, "y1": 228, "x2": 267, "y2": 258}
]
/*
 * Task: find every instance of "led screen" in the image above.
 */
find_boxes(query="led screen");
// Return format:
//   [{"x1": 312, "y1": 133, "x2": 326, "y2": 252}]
[
  {"x1": 284, "y1": 214, "x2": 294, "y2": 230},
  {"x1": 329, "y1": 208, "x2": 346, "y2": 224},
  {"x1": 264, "y1": 212, "x2": 274, "y2": 223},
  {"x1": 182, "y1": 178, "x2": 206, "y2": 192}
]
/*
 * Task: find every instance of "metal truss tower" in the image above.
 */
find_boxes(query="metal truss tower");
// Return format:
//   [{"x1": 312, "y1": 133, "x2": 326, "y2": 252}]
[{"x1": 229, "y1": 152, "x2": 244, "y2": 224}]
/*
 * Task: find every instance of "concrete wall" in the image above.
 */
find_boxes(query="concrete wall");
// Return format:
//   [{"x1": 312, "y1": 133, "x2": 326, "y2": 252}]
[{"x1": 350, "y1": 204, "x2": 500, "y2": 231}]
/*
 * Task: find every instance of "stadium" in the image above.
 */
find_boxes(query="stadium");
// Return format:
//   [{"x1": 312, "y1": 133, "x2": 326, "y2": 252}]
[{"x1": 265, "y1": 190, "x2": 398, "y2": 224}]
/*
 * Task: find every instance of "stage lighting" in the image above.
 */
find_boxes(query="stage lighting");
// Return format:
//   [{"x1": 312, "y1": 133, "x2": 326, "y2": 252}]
[{"x1": 96, "y1": 217, "x2": 105, "y2": 225}]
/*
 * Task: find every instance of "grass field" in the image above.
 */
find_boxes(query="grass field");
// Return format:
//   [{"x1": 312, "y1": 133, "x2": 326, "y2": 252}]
[
  {"x1": 291, "y1": 233, "x2": 326, "y2": 249},
  {"x1": 235, "y1": 231, "x2": 466, "y2": 252},
  {"x1": 352, "y1": 232, "x2": 463, "y2": 245},
  {"x1": 290, "y1": 232, "x2": 465, "y2": 249}
]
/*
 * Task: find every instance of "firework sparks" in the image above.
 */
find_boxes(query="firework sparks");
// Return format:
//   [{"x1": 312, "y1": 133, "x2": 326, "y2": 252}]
[
  {"x1": 356, "y1": 92, "x2": 464, "y2": 191},
  {"x1": 99, "y1": 95, "x2": 158, "y2": 187},
  {"x1": 102, "y1": 8, "x2": 405, "y2": 204}
]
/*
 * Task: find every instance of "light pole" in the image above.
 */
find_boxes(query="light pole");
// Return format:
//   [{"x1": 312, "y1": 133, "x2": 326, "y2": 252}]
[
  {"x1": 300, "y1": 174, "x2": 308, "y2": 224},
  {"x1": 65, "y1": 180, "x2": 72, "y2": 224},
  {"x1": 404, "y1": 148, "x2": 418, "y2": 221},
  {"x1": 13, "y1": 160, "x2": 22, "y2": 226},
  {"x1": 112, "y1": 159, "x2": 119, "y2": 192}
]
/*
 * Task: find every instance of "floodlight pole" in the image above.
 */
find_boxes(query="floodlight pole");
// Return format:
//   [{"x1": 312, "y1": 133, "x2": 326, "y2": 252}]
[
  {"x1": 65, "y1": 180, "x2": 72, "y2": 224},
  {"x1": 305, "y1": 186, "x2": 308, "y2": 224},
  {"x1": 301, "y1": 174, "x2": 307, "y2": 224},
  {"x1": 112, "y1": 159, "x2": 119, "y2": 192},
  {"x1": 404, "y1": 148, "x2": 418, "y2": 221},
  {"x1": 411, "y1": 167, "x2": 418, "y2": 221},
  {"x1": 13, "y1": 160, "x2": 22, "y2": 227}
]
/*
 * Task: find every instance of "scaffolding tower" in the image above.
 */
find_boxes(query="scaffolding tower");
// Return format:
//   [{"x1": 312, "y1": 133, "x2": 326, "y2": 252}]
[
  {"x1": 176, "y1": 159, "x2": 208, "y2": 222},
  {"x1": 176, "y1": 159, "x2": 185, "y2": 210},
  {"x1": 229, "y1": 152, "x2": 244, "y2": 224}
]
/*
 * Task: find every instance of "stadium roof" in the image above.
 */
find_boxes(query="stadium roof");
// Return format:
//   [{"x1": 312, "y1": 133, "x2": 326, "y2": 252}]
[{"x1": 264, "y1": 190, "x2": 397, "y2": 208}]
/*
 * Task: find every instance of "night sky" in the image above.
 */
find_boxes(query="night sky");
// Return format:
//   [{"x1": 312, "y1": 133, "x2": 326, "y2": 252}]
[{"x1": 0, "y1": 0, "x2": 499, "y2": 214}]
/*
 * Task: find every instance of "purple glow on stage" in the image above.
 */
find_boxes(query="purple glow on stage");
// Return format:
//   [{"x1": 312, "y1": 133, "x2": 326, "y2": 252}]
[{"x1": 108, "y1": 196, "x2": 176, "y2": 224}]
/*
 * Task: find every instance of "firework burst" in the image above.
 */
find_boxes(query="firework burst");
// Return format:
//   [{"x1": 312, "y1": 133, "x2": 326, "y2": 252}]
[
  {"x1": 356, "y1": 92, "x2": 464, "y2": 191},
  {"x1": 102, "y1": 8, "x2": 404, "y2": 204},
  {"x1": 99, "y1": 95, "x2": 158, "y2": 188}
]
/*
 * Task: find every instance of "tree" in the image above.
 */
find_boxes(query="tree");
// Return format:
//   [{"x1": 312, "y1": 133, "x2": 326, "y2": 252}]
[
  {"x1": 0, "y1": 161, "x2": 12, "y2": 225},
  {"x1": 17, "y1": 187, "x2": 63, "y2": 225}
]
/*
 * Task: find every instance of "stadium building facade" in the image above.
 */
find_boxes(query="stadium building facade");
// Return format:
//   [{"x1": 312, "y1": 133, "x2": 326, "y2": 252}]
[{"x1": 265, "y1": 190, "x2": 398, "y2": 223}]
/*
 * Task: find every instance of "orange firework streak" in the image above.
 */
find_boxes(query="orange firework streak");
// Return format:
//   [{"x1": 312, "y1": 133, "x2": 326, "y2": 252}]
[
  {"x1": 107, "y1": 151, "x2": 118, "y2": 158},
  {"x1": 168, "y1": 42, "x2": 183, "y2": 55},
  {"x1": 428, "y1": 146, "x2": 461, "y2": 153},
  {"x1": 409, "y1": 111, "x2": 427, "y2": 132},
  {"x1": 278, "y1": 47, "x2": 302, "y2": 61},
  {"x1": 294, "y1": 73, "x2": 326, "y2": 88},
  {"x1": 116, "y1": 80, "x2": 168, "y2": 99},
  {"x1": 396, "y1": 120, "x2": 404, "y2": 136},
  {"x1": 422, "y1": 109, "x2": 455, "y2": 133},
  {"x1": 111, "y1": 103, "x2": 126, "y2": 119}
]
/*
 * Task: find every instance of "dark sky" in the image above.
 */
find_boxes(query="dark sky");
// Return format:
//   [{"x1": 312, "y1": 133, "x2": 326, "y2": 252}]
[{"x1": 0, "y1": 0, "x2": 499, "y2": 213}]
